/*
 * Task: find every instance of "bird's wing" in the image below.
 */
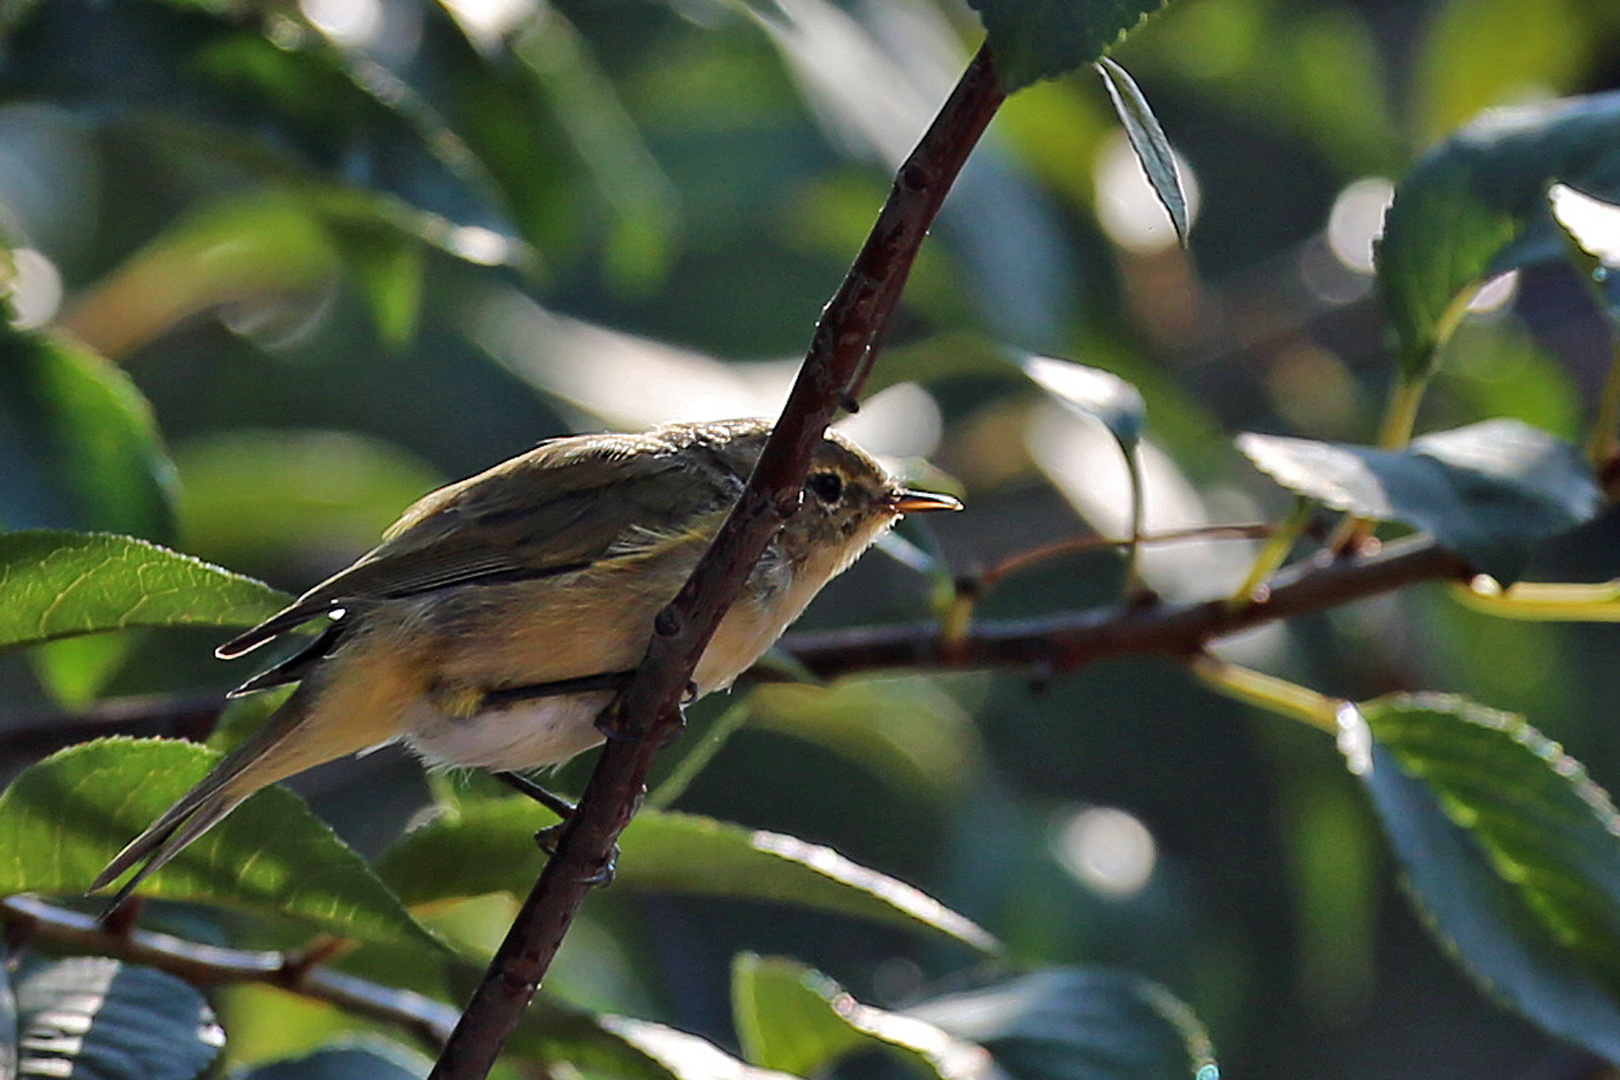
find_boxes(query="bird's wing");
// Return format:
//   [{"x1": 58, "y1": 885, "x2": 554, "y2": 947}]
[{"x1": 217, "y1": 433, "x2": 743, "y2": 661}]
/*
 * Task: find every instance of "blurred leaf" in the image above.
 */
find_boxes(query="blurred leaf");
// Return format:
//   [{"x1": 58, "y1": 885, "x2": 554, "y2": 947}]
[
  {"x1": 0, "y1": 531, "x2": 287, "y2": 649},
  {"x1": 61, "y1": 190, "x2": 340, "y2": 359},
  {"x1": 905, "y1": 969, "x2": 1218, "y2": 1080},
  {"x1": 0, "y1": 322, "x2": 176, "y2": 540},
  {"x1": 733, "y1": 954, "x2": 968, "y2": 1080},
  {"x1": 15, "y1": 958, "x2": 223, "y2": 1080},
  {"x1": 173, "y1": 429, "x2": 442, "y2": 570},
  {"x1": 0, "y1": 739, "x2": 443, "y2": 950},
  {"x1": 1378, "y1": 90, "x2": 1620, "y2": 378},
  {"x1": 378, "y1": 804, "x2": 999, "y2": 952},
  {"x1": 743, "y1": 677, "x2": 981, "y2": 801},
  {"x1": 1413, "y1": 0, "x2": 1596, "y2": 144},
  {"x1": 1094, "y1": 58, "x2": 1185, "y2": 245},
  {"x1": 239, "y1": 1042, "x2": 430, "y2": 1080},
  {"x1": 0, "y1": 958, "x2": 14, "y2": 1079},
  {"x1": 965, "y1": 0, "x2": 1172, "y2": 91},
  {"x1": 31, "y1": 633, "x2": 140, "y2": 708},
  {"x1": 1022, "y1": 355, "x2": 1146, "y2": 449},
  {"x1": 1237, "y1": 419, "x2": 1601, "y2": 583},
  {"x1": 1354, "y1": 694, "x2": 1620, "y2": 1062},
  {"x1": 320, "y1": 214, "x2": 425, "y2": 350},
  {"x1": 508, "y1": 1001, "x2": 687, "y2": 1080},
  {"x1": 588, "y1": 1013, "x2": 797, "y2": 1080},
  {"x1": 1550, "y1": 183, "x2": 1620, "y2": 320}
]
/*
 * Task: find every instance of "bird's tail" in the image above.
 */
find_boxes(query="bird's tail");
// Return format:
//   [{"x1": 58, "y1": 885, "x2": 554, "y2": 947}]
[{"x1": 89, "y1": 682, "x2": 319, "y2": 910}]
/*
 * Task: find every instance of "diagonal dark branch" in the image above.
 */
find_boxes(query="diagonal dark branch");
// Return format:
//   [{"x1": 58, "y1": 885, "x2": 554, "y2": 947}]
[{"x1": 425, "y1": 42, "x2": 1008, "y2": 1080}]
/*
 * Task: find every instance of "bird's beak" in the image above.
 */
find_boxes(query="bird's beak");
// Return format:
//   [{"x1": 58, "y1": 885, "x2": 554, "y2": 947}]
[{"x1": 889, "y1": 489, "x2": 964, "y2": 514}]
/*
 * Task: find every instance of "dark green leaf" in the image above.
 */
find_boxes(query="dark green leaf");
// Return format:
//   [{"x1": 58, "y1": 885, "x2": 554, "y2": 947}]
[
  {"x1": 15, "y1": 958, "x2": 224, "y2": 1080},
  {"x1": 1094, "y1": 58, "x2": 1186, "y2": 246},
  {"x1": 964, "y1": 0, "x2": 1173, "y2": 91},
  {"x1": 733, "y1": 954, "x2": 950, "y2": 1079},
  {"x1": 240, "y1": 1043, "x2": 429, "y2": 1080},
  {"x1": 1378, "y1": 90, "x2": 1620, "y2": 377},
  {"x1": 378, "y1": 804, "x2": 998, "y2": 952},
  {"x1": 0, "y1": 739, "x2": 442, "y2": 950},
  {"x1": 0, "y1": 323, "x2": 175, "y2": 540},
  {"x1": 1236, "y1": 419, "x2": 1601, "y2": 583},
  {"x1": 905, "y1": 969, "x2": 1218, "y2": 1080},
  {"x1": 0, "y1": 531, "x2": 287, "y2": 650},
  {"x1": 1355, "y1": 694, "x2": 1620, "y2": 1062}
]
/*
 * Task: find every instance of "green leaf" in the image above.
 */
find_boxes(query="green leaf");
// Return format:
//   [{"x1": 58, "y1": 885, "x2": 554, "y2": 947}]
[
  {"x1": 1353, "y1": 694, "x2": 1620, "y2": 1062},
  {"x1": 507, "y1": 1000, "x2": 689, "y2": 1080},
  {"x1": 1378, "y1": 90, "x2": 1620, "y2": 378},
  {"x1": 0, "y1": 531, "x2": 288, "y2": 650},
  {"x1": 732, "y1": 954, "x2": 954, "y2": 1079},
  {"x1": 1236, "y1": 418, "x2": 1601, "y2": 583},
  {"x1": 378, "y1": 804, "x2": 998, "y2": 953},
  {"x1": 240, "y1": 1042, "x2": 430, "y2": 1080},
  {"x1": 0, "y1": 740, "x2": 442, "y2": 950},
  {"x1": 0, "y1": 323, "x2": 176, "y2": 540},
  {"x1": 905, "y1": 969, "x2": 1218, "y2": 1080},
  {"x1": 740, "y1": 677, "x2": 982, "y2": 802},
  {"x1": 172, "y1": 429, "x2": 442, "y2": 570},
  {"x1": 1094, "y1": 58, "x2": 1187, "y2": 246},
  {"x1": 964, "y1": 0, "x2": 1173, "y2": 91},
  {"x1": 1022, "y1": 355, "x2": 1146, "y2": 450},
  {"x1": 15, "y1": 958, "x2": 224, "y2": 1080}
]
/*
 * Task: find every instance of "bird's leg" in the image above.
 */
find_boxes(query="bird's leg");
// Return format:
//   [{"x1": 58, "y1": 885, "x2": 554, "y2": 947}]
[{"x1": 494, "y1": 771, "x2": 617, "y2": 886}]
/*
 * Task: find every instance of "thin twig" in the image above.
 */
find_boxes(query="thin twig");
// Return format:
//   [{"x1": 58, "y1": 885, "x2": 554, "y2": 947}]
[
  {"x1": 0, "y1": 896, "x2": 456, "y2": 1049},
  {"x1": 425, "y1": 42, "x2": 1008, "y2": 1080}
]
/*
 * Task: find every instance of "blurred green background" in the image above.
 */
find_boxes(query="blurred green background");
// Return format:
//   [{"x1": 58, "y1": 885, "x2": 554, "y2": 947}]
[{"x1": 4, "y1": 0, "x2": 1620, "y2": 1076}]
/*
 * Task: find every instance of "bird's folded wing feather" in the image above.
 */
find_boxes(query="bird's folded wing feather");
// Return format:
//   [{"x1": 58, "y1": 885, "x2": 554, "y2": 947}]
[{"x1": 218, "y1": 440, "x2": 735, "y2": 659}]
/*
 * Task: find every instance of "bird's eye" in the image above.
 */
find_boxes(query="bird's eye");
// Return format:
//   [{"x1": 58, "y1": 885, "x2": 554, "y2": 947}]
[{"x1": 807, "y1": 471, "x2": 844, "y2": 504}]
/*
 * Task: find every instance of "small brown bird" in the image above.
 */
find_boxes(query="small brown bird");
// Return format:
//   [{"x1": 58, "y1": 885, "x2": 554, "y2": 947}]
[{"x1": 92, "y1": 417, "x2": 960, "y2": 902}]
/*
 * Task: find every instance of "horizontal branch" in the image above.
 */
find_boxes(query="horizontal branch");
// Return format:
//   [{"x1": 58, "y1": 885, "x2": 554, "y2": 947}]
[{"x1": 778, "y1": 537, "x2": 1472, "y2": 678}]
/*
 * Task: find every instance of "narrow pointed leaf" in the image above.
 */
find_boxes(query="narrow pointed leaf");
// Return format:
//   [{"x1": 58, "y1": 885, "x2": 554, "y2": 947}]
[
  {"x1": 1353, "y1": 694, "x2": 1620, "y2": 1062},
  {"x1": 16, "y1": 958, "x2": 224, "y2": 1080},
  {"x1": 1237, "y1": 419, "x2": 1600, "y2": 583},
  {"x1": 378, "y1": 803, "x2": 998, "y2": 952},
  {"x1": 0, "y1": 740, "x2": 442, "y2": 950},
  {"x1": 0, "y1": 531, "x2": 287, "y2": 650},
  {"x1": 1095, "y1": 58, "x2": 1186, "y2": 245}
]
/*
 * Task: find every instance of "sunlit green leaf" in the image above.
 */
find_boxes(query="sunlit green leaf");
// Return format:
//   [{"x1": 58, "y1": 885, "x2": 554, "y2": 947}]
[
  {"x1": 378, "y1": 804, "x2": 998, "y2": 952},
  {"x1": 16, "y1": 958, "x2": 223, "y2": 1080},
  {"x1": 1237, "y1": 419, "x2": 1601, "y2": 583},
  {"x1": 733, "y1": 954, "x2": 960, "y2": 1080},
  {"x1": 0, "y1": 531, "x2": 287, "y2": 650},
  {"x1": 1353, "y1": 694, "x2": 1620, "y2": 1062},
  {"x1": 0, "y1": 740, "x2": 442, "y2": 950},
  {"x1": 906, "y1": 969, "x2": 1218, "y2": 1080},
  {"x1": 1022, "y1": 355, "x2": 1146, "y2": 449}
]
